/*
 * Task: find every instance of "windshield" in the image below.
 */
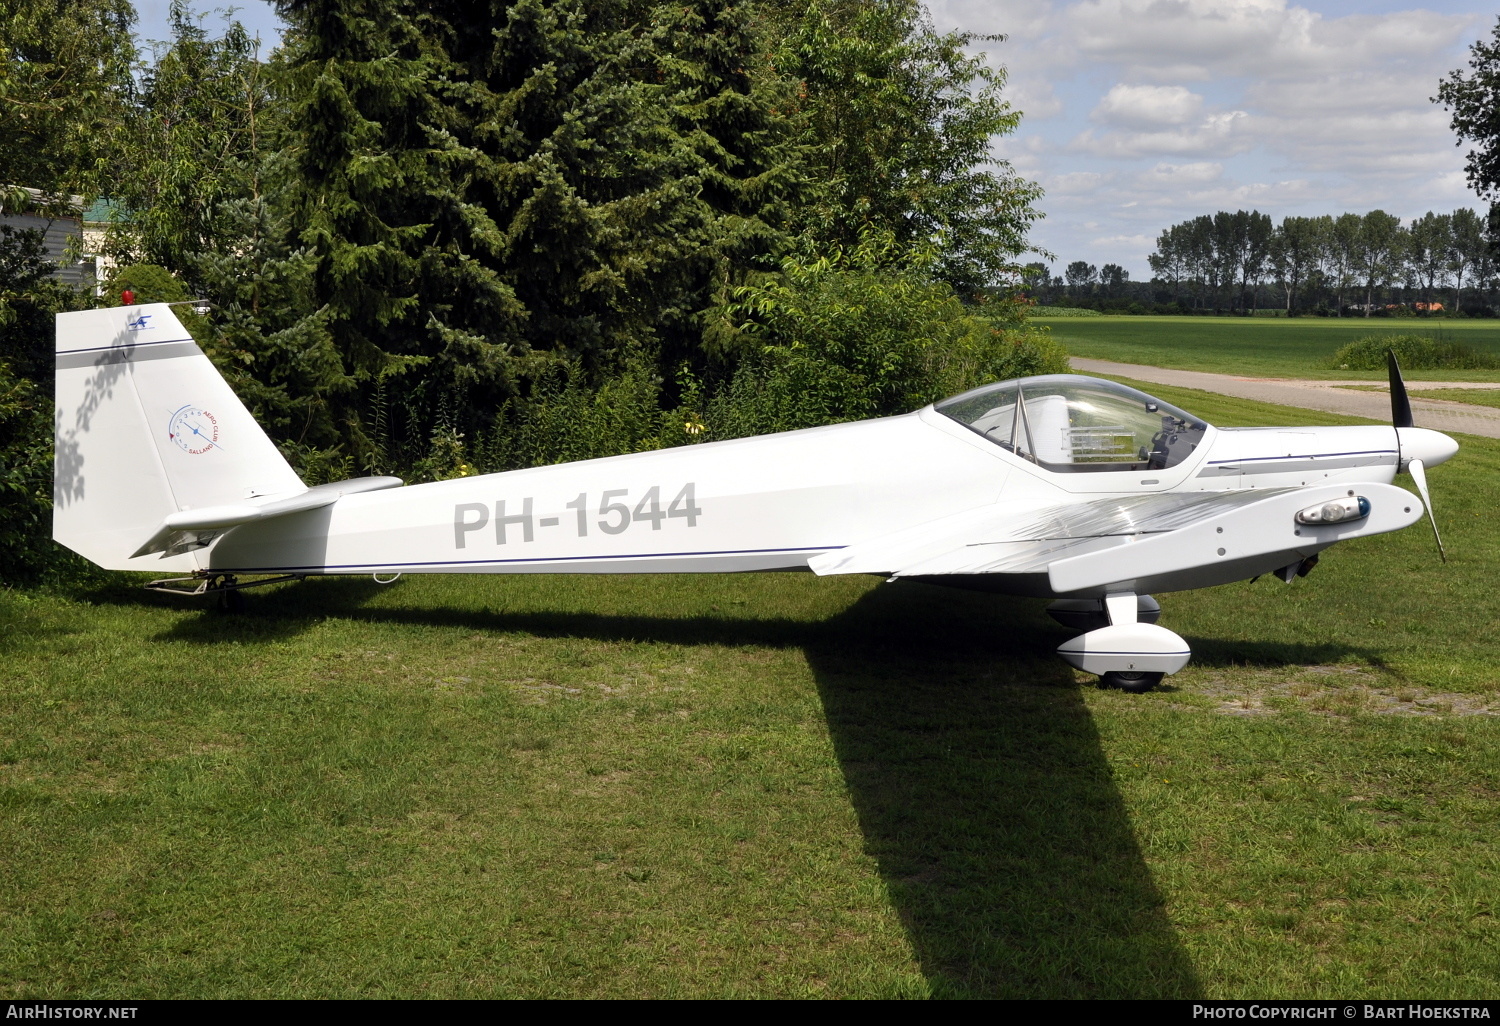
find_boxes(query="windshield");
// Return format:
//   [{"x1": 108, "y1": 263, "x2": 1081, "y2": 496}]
[{"x1": 935, "y1": 375, "x2": 1210, "y2": 473}]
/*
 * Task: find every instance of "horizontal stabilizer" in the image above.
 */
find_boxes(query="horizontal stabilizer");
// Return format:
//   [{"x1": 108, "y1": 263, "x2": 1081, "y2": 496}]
[{"x1": 132, "y1": 476, "x2": 403, "y2": 558}]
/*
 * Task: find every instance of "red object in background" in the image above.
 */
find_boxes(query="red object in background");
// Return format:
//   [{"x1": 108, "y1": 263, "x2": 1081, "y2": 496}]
[{"x1": 120, "y1": 289, "x2": 135, "y2": 305}]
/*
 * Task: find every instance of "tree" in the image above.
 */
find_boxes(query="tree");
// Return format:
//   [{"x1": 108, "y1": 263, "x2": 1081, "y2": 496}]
[
  {"x1": 1407, "y1": 211, "x2": 1452, "y2": 310},
  {"x1": 1064, "y1": 261, "x2": 1096, "y2": 293},
  {"x1": 0, "y1": 0, "x2": 136, "y2": 207},
  {"x1": 1327, "y1": 213, "x2": 1363, "y2": 315},
  {"x1": 1357, "y1": 210, "x2": 1403, "y2": 317},
  {"x1": 775, "y1": 0, "x2": 1041, "y2": 294},
  {"x1": 1099, "y1": 263, "x2": 1128, "y2": 297},
  {"x1": 649, "y1": 0, "x2": 805, "y2": 361},
  {"x1": 1231, "y1": 210, "x2": 1272, "y2": 314},
  {"x1": 1148, "y1": 227, "x2": 1185, "y2": 294},
  {"x1": 1019, "y1": 261, "x2": 1049, "y2": 297},
  {"x1": 271, "y1": 0, "x2": 732, "y2": 459},
  {"x1": 1449, "y1": 206, "x2": 1486, "y2": 312},
  {"x1": 1436, "y1": 18, "x2": 1500, "y2": 240},
  {"x1": 110, "y1": 2, "x2": 277, "y2": 273},
  {"x1": 1269, "y1": 215, "x2": 1327, "y2": 316},
  {"x1": 1149, "y1": 215, "x2": 1218, "y2": 309}
]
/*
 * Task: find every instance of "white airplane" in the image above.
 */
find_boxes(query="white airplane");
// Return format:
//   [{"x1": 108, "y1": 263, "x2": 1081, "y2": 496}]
[{"x1": 53, "y1": 303, "x2": 1458, "y2": 692}]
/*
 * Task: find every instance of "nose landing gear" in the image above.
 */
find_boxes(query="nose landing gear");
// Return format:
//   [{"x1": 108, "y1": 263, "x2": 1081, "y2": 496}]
[{"x1": 1049, "y1": 592, "x2": 1189, "y2": 693}]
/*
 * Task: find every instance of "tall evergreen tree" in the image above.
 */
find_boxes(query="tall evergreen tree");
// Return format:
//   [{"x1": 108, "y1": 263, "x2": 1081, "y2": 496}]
[
  {"x1": 272, "y1": 0, "x2": 807, "y2": 460},
  {"x1": 648, "y1": 0, "x2": 804, "y2": 361}
]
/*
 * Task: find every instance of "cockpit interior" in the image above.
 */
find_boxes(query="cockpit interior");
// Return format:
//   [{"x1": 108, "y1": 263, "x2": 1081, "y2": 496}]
[{"x1": 935, "y1": 375, "x2": 1209, "y2": 473}]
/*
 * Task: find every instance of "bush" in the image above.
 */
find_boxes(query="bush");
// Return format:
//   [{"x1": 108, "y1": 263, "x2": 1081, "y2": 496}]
[
  {"x1": 0, "y1": 360, "x2": 58, "y2": 584},
  {"x1": 1029, "y1": 305, "x2": 1103, "y2": 317},
  {"x1": 714, "y1": 234, "x2": 1069, "y2": 437},
  {"x1": 479, "y1": 357, "x2": 694, "y2": 472},
  {"x1": 1328, "y1": 334, "x2": 1500, "y2": 371}
]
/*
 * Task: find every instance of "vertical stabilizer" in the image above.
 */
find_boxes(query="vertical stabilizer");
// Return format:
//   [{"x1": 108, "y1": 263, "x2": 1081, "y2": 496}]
[{"x1": 53, "y1": 304, "x2": 305, "y2": 571}]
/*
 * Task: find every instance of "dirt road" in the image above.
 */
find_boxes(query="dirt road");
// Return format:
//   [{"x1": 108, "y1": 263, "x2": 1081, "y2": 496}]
[{"x1": 1071, "y1": 357, "x2": 1500, "y2": 439}]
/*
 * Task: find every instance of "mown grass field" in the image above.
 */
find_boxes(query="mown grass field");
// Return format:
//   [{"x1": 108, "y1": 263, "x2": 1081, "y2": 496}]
[
  {"x1": 1409, "y1": 388, "x2": 1500, "y2": 410},
  {"x1": 2, "y1": 386, "x2": 1499, "y2": 998},
  {"x1": 1034, "y1": 315, "x2": 1500, "y2": 382}
]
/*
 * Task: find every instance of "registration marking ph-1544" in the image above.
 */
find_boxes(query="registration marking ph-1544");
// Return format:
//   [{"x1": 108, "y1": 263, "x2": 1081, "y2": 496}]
[{"x1": 454, "y1": 484, "x2": 703, "y2": 548}]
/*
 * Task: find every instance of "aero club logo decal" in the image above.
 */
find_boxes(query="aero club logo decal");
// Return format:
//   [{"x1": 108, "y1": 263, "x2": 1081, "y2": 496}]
[{"x1": 168, "y1": 405, "x2": 223, "y2": 454}]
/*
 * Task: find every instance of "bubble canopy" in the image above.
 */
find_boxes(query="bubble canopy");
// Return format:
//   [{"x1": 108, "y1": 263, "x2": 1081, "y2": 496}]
[{"x1": 934, "y1": 375, "x2": 1210, "y2": 473}]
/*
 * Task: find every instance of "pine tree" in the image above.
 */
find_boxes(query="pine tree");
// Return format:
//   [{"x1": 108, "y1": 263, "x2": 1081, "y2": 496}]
[
  {"x1": 273, "y1": 0, "x2": 807, "y2": 460},
  {"x1": 646, "y1": 0, "x2": 804, "y2": 363},
  {"x1": 273, "y1": 0, "x2": 520, "y2": 462}
]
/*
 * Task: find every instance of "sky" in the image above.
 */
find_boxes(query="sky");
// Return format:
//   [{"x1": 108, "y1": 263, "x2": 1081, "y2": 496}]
[
  {"x1": 928, "y1": 0, "x2": 1494, "y2": 278},
  {"x1": 133, "y1": 1, "x2": 1495, "y2": 280}
]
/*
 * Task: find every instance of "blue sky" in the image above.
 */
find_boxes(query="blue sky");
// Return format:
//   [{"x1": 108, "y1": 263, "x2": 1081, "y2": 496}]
[
  {"x1": 133, "y1": 1, "x2": 1493, "y2": 280},
  {"x1": 132, "y1": 1, "x2": 283, "y2": 51}
]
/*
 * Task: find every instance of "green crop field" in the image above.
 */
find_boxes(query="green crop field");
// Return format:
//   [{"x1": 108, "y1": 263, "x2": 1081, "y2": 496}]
[
  {"x1": 3, "y1": 387, "x2": 1499, "y2": 998},
  {"x1": 1034, "y1": 315, "x2": 1500, "y2": 382}
]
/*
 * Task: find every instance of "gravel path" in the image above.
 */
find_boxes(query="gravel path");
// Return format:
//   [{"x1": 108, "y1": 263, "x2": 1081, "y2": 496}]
[{"x1": 1071, "y1": 357, "x2": 1500, "y2": 439}]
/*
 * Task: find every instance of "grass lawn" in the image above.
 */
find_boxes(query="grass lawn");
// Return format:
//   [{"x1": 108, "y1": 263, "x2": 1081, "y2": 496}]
[
  {"x1": 2, "y1": 388, "x2": 1499, "y2": 998},
  {"x1": 1033, "y1": 315, "x2": 1500, "y2": 382},
  {"x1": 1410, "y1": 388, "x2": 1500, "y2": 410}
]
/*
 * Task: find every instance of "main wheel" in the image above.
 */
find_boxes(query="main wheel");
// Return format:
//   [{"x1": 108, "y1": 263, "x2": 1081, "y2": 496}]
[{"x1": 1101, "y1": 670, "x2": 1163, "y2": 693}]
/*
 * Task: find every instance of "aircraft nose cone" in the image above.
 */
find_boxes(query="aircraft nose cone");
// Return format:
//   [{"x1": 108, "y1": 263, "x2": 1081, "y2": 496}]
[{"x1": 1397, "y1": 427, "x2": 1459, "y2": 468}]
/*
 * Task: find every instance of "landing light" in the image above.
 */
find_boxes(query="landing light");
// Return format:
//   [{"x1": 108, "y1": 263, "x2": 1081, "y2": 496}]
[{"x1": 1296, "y1": 496, "x2": 1370, "y2": 525}]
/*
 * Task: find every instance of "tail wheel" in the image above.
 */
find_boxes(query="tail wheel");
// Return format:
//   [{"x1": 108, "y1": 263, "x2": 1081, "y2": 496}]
[
  {"x1": 1101, "y1": 670, "x2": 1163, "y2": 693},
  {"x1": 212, "y1": 577, "x2": 246, "y2": 614}
]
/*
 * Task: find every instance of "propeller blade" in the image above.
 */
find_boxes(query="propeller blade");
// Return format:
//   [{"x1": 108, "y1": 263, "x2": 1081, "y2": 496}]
[
  {"x1": 1387, "y1": 349, "x2": 1414, "y2": 428},
  {"x1": 1406, "y1": 458, "x2": 1446, "y2": 563}
]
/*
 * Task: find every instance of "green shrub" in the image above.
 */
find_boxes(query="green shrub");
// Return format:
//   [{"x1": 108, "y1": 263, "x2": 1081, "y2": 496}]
[
  {"x1": 1328, "y1": 334, "x2": 1500, "y2": 371},
  {"x1": 1029, "y1": 305, "x2": 1103, "y2": 317},
  {"x1": 0, "y1": 360, "x2": 59, "y2": 584},
  {"x1": 480, "y1": 357, "x2": 690, "y2": 472},
  {"x1": 101, "y1": 263, "x2": 191, "y2": 306},
  {"x1": 713, "y1": 233, "x2": 1069, "y2": 437}
]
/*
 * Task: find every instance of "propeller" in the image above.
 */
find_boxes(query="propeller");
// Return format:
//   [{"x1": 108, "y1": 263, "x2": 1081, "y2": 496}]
[
  {"x1": 1387, "y1": 349, "x2": 1446, "y2": 562},
  {"x1": 1387, "y1": 349, "x2": 1414, "y2": 429}
]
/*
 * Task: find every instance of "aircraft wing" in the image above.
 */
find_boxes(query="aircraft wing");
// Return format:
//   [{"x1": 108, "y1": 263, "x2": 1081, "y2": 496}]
[{"x1": 808, "y1": 484, "x2": 1418, "y2": 594}]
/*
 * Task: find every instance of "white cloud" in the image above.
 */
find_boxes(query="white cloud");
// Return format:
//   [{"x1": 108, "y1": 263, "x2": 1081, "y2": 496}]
[
  {"x1": 1142, "y1": 161, "x2": 1223, "y2": 184},
  {"x1": 1087, "y1": 232, "x2": 1156, "y2": 250},
  {"x1": 1073, "y1": 110, "x2": 1251, "y2": 158},
  {"x1": 1063, "y1": 0, "x2": 1474, "y2": 81},
  {"x1": 1091, "y1": 84, "x2": 1204, "y2": 127},
  {"x1": 1047, "y1": 170, "x2": 1111, "y2": 194}
]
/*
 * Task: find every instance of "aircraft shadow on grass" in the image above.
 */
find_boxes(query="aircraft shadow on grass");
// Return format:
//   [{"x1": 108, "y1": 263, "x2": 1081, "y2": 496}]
[{"x1": 90, "y1": 576, "x2": 1386, "y2": 997}]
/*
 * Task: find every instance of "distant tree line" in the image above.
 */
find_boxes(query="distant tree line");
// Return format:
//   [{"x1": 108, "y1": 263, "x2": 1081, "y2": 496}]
[{"x1": 1024, "y1": 207, "x2": 1500, "y2": 317}]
